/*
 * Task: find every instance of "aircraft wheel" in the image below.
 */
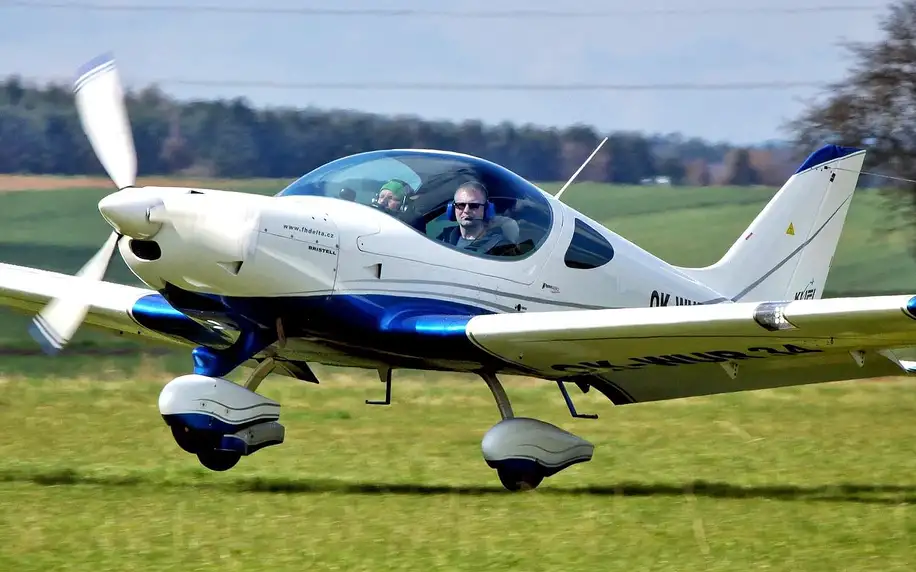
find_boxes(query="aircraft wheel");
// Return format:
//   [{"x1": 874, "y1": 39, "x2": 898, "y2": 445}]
[
  {"x1": 197, "y1": 449, "x2": 241, "y2": 472},
  {"x1": 170, "y1": 424, "x2": 203, "y2": 454},
  {"x1": 497, "y1": 467, "x2": 544, "y2": 491}
]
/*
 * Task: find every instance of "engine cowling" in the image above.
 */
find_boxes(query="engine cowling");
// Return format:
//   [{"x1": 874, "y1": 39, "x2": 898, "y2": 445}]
[{"x1": 118, "y1": 190, "x2": 343, "y2": 298}]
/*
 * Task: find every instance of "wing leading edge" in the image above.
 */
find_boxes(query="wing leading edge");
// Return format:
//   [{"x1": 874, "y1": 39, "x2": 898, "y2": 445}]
[
  {"x1": 465, "y1": 295, "x2": 916, "y2": 403},
  {"x1": 0, "y1": 262, "x2": 186, "y2": 350},
  {"x1": 0, "y1": 263, "x2": 323, "y2": 383}
]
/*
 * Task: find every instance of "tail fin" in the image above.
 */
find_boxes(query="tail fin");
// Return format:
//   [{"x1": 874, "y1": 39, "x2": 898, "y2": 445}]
[{"x1": 676, "y1": 144, "x2": 866, "y2": 302}]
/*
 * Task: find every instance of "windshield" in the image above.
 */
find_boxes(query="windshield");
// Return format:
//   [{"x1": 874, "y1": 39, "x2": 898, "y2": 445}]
[{"x1": 276, "y1": 149, "x2": 554, "y2": 259}]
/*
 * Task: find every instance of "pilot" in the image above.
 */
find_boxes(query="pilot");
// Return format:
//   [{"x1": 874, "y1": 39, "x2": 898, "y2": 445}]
[
  {"x1": 438, "y1": 181, "x2": 517, "y2": 255},
  {"x1": 375, "y1": 179, "x2": 411, "y2": 213}
]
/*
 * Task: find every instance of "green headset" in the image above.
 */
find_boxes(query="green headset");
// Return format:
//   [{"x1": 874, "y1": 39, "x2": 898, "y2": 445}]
[{"x1": 372, "y1": 178, "x2": 413, "y2": 211}]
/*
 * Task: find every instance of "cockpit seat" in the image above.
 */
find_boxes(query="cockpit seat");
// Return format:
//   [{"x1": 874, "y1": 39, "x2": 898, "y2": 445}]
[{"x1": 491, "y1": 215, "x2": 519, "y2": 244}]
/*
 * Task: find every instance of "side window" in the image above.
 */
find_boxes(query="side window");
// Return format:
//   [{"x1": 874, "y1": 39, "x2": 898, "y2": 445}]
[{"x1": 564, "y1": 218, "x2": 615, "y2": 269}]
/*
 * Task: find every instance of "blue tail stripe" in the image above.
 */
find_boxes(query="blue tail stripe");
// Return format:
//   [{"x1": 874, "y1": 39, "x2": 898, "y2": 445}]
[{"x1": 794, "y1": 144, "x2": 864, "y2": 174}]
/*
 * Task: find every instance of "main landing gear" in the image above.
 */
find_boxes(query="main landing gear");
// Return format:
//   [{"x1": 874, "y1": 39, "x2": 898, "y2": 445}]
[
  {"x1": 478, "y1": 372, "x2": 595, "y2": 491},
  {"x1": 158, "y1": 348, "x2": 594, "y2": 491}
]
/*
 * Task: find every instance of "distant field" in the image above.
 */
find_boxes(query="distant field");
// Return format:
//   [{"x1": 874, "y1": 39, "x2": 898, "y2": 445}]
[
  {"x1": 0, "y1": 174, "x2": 292, "y2": 193},
  {"x1": 0, "y1": 174, "x2": 914, "y2": 351},
  {"x1": 0, "y1": 369, "x2": 914, "y2": 570}
]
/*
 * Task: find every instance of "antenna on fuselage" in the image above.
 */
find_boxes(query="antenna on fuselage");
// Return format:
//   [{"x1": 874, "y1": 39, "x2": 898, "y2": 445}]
[{"x1": 553, "y1": 136, "x2": 608, "y2": 203}]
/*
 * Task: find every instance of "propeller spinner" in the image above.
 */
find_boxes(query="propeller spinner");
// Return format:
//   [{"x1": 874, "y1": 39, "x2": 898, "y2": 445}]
[{"x1": 29, "y1": 54, "x2": 139, "y2": 354}]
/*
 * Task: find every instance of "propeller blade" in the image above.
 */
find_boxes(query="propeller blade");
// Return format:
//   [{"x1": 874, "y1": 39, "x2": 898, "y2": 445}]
[
  {"x1": 73, "y1": 54, "x2": 137, "y2": 190},
  {"x1": 31, "y1": 56, "x2": 139, "y2": 353},
  {"x1": 29, "y1": 231, "x2": 121, "y2": 355}
]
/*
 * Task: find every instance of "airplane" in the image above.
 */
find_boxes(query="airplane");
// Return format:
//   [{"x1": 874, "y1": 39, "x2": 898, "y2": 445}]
[{"x1": 2, "y1": 55, "x2": 916, "y2": 492}]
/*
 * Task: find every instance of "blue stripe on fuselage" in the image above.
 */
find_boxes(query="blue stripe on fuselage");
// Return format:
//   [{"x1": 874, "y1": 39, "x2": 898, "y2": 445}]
[
  {"x1": 130, "y1": 293, "x2": 238, "y2": 348},
  {"x1": 129, "y1": 290, "x2": 498, "y2": 369},
  {"x1": 223, "y1": 293, "x2": 494, "y2": 364}
]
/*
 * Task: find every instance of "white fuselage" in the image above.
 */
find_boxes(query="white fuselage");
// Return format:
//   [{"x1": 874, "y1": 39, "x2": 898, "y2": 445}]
[{"x1": 116, "y1": 186, "x2": 728, "y2": 315}]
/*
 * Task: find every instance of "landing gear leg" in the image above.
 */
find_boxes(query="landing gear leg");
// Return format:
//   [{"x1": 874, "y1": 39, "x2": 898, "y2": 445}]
[
  {"x1": 479, "y1": 371, "x2": 595, "y2": 492},
  {"x1": 481, "y1": 371, "x2": 513, "y2": 420},
  {"x1": 244, "y1": 356, "x2": 276, "y2": 391}
]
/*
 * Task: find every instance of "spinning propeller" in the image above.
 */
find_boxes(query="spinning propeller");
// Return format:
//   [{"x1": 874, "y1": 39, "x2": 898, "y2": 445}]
[{"x1": 29, "y1": 55, "x2": 138, "y2": 354}]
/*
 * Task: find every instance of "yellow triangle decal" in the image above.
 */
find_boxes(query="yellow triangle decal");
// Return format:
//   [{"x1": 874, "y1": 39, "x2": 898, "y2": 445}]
[{"x1": 786, "y1": 222, "x2": 795, "y2": 236}]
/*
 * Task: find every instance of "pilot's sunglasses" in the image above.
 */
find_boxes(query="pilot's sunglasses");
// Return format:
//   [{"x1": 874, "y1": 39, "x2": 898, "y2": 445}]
[{"x1": 454, "y1": 202, "x2": 484, "y2": 210}]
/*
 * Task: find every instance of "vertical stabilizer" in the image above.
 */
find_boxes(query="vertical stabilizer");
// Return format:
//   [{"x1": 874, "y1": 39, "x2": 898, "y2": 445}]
[{"x1": 676, "y1": 144, "x2": 866, "y2": 302}]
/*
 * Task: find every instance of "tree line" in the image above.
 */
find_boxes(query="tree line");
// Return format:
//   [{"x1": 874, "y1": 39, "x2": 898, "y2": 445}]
[
  {"x1": 5, "y1": 0, "x2": 916, "y2": 195},
  {"x1": 0, "y1": 77, "x2": 796, "y2": 186}
]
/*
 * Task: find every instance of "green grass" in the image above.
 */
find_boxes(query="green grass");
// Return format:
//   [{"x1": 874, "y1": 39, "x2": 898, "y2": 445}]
[{"x1": 0, "y1": 366, "x2": 914, "y2": 570}]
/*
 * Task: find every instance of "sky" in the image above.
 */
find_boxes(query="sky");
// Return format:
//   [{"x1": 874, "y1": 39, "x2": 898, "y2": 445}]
[{"x1": 0, "y1": 0, "x2": 896, "y2": 144}]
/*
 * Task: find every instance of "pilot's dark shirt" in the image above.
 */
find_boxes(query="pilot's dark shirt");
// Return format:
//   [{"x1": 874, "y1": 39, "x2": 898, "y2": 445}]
[{"x1": 437, "y1": 224, "x2": 511, "y2": 254}]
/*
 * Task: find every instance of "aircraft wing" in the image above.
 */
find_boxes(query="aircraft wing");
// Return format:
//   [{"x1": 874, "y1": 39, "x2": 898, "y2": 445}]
[
  {"x1": 0, "y1": 262, "x2": 321, "y2": 382},
  {"x1": 0, "y1": 262, "x2": 189, "y2": 350},
  {"x1": 465, "y1": 295, "x2": 916, "y2": 404}
]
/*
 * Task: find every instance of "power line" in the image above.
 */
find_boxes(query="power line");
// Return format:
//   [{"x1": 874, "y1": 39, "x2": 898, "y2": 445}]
[
  {"x1": 16, "y1": 77, "x2": 833, "y2": 91},
  {"x1": 0, "y1": 1, "x2": 888, "y2": 18}
]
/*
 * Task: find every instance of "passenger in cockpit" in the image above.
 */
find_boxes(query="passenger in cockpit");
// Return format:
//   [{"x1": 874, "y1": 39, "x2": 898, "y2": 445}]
[
  {"x1": 374, "y1": 179, "x2": 411, "y2": 213},
  {"x1": 438, "y1": 181, "x2": 519, "y2": 255}
]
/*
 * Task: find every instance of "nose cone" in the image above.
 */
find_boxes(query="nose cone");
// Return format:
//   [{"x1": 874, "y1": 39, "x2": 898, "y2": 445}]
[{"x1": 98, "y1": 188, "x2": 163, "y2": 239}]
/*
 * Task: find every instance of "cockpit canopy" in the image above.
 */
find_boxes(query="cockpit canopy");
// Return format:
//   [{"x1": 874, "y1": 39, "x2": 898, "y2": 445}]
[{"x1": 276, "y1": 149, "x2": 554, "y2": 259}]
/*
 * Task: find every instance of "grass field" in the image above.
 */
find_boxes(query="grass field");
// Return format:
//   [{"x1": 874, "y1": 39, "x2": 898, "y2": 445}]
[
  {"x1": 1, "y1": 175, "x2": 916, "y2": 569},
  {"x1": 0, "y1": 366, "x2": 914, "y2": 570}
]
